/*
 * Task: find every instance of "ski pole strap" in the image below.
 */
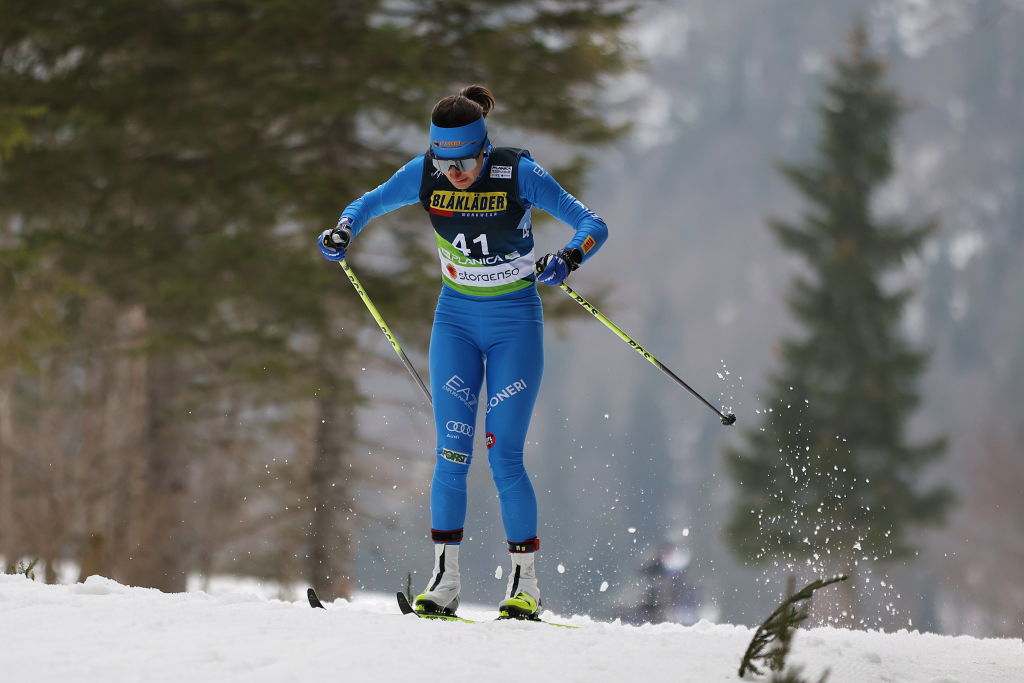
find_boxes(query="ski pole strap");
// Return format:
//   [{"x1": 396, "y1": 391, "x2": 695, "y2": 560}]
[
  {"x1": 508, "y1": 537, "x2": 540, "y2": 553},
  {"x1": 431, "y1": 528, "x2": 464, "y2": 544}
]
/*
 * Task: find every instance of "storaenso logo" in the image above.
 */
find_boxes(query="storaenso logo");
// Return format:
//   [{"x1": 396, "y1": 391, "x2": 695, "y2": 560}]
[
  {"x1": 445, "y1": 421, "x2": 474, "y2": 436},
  {"x1": 454, "y1": 266, "x2": 520, "y2": 283},
  {"x1": 441, "y1": 448, "x2": 470, "y2": 465}
]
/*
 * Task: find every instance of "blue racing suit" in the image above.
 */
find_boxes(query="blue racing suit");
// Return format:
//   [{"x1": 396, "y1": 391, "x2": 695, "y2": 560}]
[{"x1": 339, "y1": 145, "x2": 607, "y2": 548}]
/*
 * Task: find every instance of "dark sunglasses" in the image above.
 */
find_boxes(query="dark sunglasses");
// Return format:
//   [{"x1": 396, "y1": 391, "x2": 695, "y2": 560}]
[
  {"x1": 430, "y1": 140, "x2": 487, "y2": 174},
  {"x1": 431, "y1": 154, "x2": 479, "y2": 174}
]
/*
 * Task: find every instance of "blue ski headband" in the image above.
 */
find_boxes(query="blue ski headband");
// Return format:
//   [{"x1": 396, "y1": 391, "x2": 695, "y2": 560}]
[{"x1": 429, "y1": 115, "x2": 487, "y2": 159}]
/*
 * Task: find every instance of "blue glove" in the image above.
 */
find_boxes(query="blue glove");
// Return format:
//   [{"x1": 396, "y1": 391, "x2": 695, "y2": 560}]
[
  {"x1": 319, "y1": 221, "x2": 352, "y2": 262},
  {"x1": 536, "y1": 247, "x2": 582, "y2": 286}
]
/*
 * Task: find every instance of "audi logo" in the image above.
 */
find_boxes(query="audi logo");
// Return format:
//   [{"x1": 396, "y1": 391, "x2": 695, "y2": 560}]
[{"x1": 446, "y1": 421, "x2": 474, "y2": 436}]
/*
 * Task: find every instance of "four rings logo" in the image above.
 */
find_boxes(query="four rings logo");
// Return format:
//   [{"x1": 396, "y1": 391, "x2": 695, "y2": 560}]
[{"x1": 445, "y1": 420, "x2": 474, "y2": 437}]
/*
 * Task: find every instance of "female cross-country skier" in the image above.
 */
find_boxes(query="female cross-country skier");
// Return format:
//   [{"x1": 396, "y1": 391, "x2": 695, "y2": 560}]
[{"x1": 318, "y1": 85, "x2": 607, "y2": 620}]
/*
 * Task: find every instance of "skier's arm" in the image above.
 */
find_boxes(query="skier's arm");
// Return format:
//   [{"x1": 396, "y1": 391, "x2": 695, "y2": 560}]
[
  {"x1": 339, "y1": 155, "x2": 426, "y2": 238},
  {"x1": 518, "y1": 155, "x2": 608, "y2": 264}
]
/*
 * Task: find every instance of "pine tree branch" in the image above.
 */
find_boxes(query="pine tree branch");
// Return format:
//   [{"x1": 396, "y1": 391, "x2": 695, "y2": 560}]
[{"x1": 738, "y1": 575, "x2": 848, "y2": 678}]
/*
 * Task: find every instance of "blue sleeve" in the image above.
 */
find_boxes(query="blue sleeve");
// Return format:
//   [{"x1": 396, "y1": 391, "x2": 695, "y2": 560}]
[
  {"x1": 518, "y1": 154, "x2": 608, "y2": 263},
  {"x1": 340, "y1": 155, "x2": 425, "y2": 238}
]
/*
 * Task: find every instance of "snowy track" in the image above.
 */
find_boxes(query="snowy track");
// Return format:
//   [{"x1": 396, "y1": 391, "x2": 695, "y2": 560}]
[{"x1": 1, "y1": 575, "x2": 1021, "y2": 682}]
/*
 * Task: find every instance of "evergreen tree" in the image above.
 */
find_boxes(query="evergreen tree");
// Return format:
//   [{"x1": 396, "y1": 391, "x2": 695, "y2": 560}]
[{"x1": 723, "y1": 21, "x2": 953, "y2": 622}]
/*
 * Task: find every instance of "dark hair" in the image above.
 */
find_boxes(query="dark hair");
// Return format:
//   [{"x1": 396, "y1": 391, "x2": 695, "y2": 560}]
[{"x1": 431, "y1": 85, "x2": 495, "y2": 127}]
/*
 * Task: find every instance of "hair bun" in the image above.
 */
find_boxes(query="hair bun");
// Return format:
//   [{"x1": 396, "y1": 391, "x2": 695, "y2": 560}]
[{"x1": 459, "y1": 85, "x2": 495, "y2": 117}]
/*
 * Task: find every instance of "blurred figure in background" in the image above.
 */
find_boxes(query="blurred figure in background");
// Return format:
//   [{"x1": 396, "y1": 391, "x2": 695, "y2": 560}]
[
  {"x1": 640, "y1": 543, "x2": 699, "y2": 625},
  {"x1": 613, "y1": 543, "x2": 700, "y2": 625}
]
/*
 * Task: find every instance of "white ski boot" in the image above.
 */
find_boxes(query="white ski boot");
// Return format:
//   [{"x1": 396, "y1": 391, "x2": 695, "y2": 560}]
[
  {"x1": 499, "y1": 545, "x2": 541, "y2": 620},
  {"x1": 414, "y1": 543, "x2": 461, "y2": 616}
]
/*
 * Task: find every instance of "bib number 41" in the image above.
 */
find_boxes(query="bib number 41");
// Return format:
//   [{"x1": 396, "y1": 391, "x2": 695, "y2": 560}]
[{"x1": 452, "y1": 232, "x2": 489, "y2": 256}]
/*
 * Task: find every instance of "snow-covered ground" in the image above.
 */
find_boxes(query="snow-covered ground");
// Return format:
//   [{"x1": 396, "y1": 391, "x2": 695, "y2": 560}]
[{"x1": 1, "y1": 574, "x2": 1021, "y2": 682}]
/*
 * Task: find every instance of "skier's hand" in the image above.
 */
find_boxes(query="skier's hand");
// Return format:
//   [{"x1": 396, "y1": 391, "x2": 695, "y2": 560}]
[
  {"x1": 319, "y1": 220, "x2": 353, "y2": 262},
  {"x1": 535, "y1": 247, "x2": 582, "y2": 286}
]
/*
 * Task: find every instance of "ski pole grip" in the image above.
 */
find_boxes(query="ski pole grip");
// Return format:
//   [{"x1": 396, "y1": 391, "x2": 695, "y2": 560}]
[{"x1": 324, "y1": 227, "x2": 351, "y2": 250}]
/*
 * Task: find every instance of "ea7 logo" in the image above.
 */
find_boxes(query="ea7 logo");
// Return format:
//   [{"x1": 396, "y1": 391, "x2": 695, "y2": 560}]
[
  {"x1": 444, "y1": 375, "x2": 478, "y2": 410},
  {"x1": 446, "y1": 421, "x2": 474, "y2": 437}
]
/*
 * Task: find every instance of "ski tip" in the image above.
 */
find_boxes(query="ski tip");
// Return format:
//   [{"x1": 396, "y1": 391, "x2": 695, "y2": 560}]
[
  {"x1": 396, "y1": 591, "x2": 416, "y2": 615},
  {"x1": 307, "y1": 587, "x2": 326, "y2": 609}
]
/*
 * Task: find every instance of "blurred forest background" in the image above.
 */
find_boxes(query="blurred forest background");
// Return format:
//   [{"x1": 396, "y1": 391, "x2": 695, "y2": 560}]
[{"x1": 2, "y1": 1, "x2": 1021, "y2": 639}]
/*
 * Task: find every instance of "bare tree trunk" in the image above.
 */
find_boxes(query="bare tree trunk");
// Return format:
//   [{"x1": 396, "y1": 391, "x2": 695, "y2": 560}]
[
  {"x1": 107, "y1": 307, "x2": 148, "y2": 583},
  {"x1": 309, "y1": 387, "x2": 356, "y2": 600},
  {"x1": 79, "y1": 304, "x2": 148, "y2": 582},
  {"x1": 78, "y1": 532, "x2": 107, "y2": 579},
  {"x1": 122, "y1": 350, "x2": 190, "y2": 591},
  {"x1": 0, "y1": 371, "x2": 15, "y2": 563},
  {"x1": 1, "y1": 364, "x2": 69, "y2": 577},
  {"x1": 75, "y1": 318, "x2": 115, "y2": 582},
  {"x1": 194, "y1": 389, "x2": 243, "y2": 586},
  {"x1": 39, "y1": 363, "x2": 66, "y2": 584}
]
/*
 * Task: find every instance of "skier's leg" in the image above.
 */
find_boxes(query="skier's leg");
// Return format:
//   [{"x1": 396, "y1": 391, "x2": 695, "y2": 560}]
[
  {"x1": 482, "y1": 293, "x2": 544, "y2": 616},
  {"x1": 415, "y1": 297, "x2": 483, "y2": 614},
  {"x1": 427, "y1": 299, "x2": 483, "y2": 538},
  {"x1": 482, "y1": 299, "x2": 543, "y2": 544}
]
